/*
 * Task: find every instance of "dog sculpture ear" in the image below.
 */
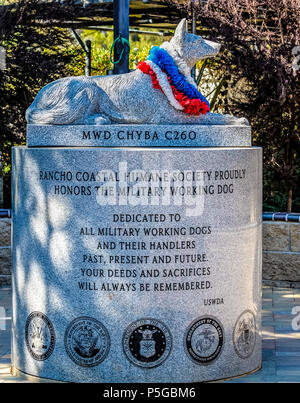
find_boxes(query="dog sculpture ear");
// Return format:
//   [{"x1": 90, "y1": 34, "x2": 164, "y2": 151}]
[{"x1": 173, "y1": 18, "x2": 188, "y2": 44}]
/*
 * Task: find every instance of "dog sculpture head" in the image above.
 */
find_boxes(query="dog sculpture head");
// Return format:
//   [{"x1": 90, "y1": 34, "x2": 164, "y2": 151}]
[{"x1": 170, "y1": 19, "x2": 221, "y2": 68}]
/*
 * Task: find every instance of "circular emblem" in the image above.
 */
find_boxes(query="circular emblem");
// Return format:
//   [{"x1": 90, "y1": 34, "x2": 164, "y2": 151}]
[
  {"x1": 233, "y1": 310, "x2": 256, "y2": 359},
  {"x1": 25, "y1": 312, "x2": 56, "y2": 361},
  {"x1": 64, "y1": 317, "x2": 110, "y2": 367},
  {"x1": 123, "y1": 318, "x2": 172, "y2": 368},
  {"x1": 185, "y1": 316, "x2": 224, "y2": 365}
]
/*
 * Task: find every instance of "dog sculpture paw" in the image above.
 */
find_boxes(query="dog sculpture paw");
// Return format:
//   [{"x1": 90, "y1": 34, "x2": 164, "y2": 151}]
[{"x1": 86, "y1": 115, "x2": 111, "y2": 125}]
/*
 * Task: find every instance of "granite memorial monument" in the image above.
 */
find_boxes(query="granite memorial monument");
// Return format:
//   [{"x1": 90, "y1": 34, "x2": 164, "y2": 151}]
[{"x1": 12, "y1": 19, "x2": 262, "y2": 382}]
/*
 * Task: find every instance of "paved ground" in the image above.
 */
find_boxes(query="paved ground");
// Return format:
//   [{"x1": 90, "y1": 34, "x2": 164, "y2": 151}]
[{"x1": 0, "y1": 285, "x2": 300, "y2": 383}]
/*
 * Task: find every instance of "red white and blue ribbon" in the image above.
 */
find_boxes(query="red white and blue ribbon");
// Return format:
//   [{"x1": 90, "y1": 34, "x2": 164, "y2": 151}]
[{"x1": 138, "y1": 46, "x2": 210, "y2": 116}]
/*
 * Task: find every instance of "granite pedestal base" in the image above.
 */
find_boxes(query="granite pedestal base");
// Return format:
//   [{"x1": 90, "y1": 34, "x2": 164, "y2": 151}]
[{"x1": 12, "y1": 127, "x2": 262, "y2": 383}]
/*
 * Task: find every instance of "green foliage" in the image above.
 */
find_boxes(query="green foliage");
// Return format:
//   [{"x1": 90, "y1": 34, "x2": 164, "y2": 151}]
[{"x1": 73, "y1": 29, "x2": 164, "y2": 76}]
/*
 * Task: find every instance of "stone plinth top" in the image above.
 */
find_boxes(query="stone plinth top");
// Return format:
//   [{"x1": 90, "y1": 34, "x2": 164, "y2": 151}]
[{"x1": 26, "y1": 124, "x2": 251, "y2": 148}]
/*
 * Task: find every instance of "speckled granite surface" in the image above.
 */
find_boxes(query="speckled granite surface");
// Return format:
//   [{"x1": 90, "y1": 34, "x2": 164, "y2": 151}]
[{"x1": 11, "y1": 143, "x2": 262, "y2": 382}]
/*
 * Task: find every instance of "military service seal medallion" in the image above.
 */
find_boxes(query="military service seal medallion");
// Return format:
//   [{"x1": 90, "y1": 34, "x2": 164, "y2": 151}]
[
  {"x1": 185, "y1": 316, "x2": 224, "y2": 365},
  {"x1": 233, "y1": 310, "x2": 256, "y2": 359},
  {"x1": 25, "y1": 312, "x2": 56, "y2": 361},
  {"x1": 64, "y1": 316, "x2": 110, "y2": 367},
  {"x1": 123, "y1": 318, "x2": 172, "y2": 368}
]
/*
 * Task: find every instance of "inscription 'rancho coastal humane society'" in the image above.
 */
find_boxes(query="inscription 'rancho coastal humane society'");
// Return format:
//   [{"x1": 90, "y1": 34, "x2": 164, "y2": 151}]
[{"x1": 38, "y1": 165, "x2": 247, "y2": 218}]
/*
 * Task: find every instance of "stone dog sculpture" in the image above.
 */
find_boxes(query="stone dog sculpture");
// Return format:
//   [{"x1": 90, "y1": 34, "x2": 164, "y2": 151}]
[{"x1": 26, "y1": 19, "x2": 248, "y2": 126}]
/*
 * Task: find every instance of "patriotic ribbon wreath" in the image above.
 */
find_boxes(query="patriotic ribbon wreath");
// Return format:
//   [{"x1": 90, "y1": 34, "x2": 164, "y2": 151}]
[{"x1": 138, "y1": 46, "x2": 210, "y2": 116}]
